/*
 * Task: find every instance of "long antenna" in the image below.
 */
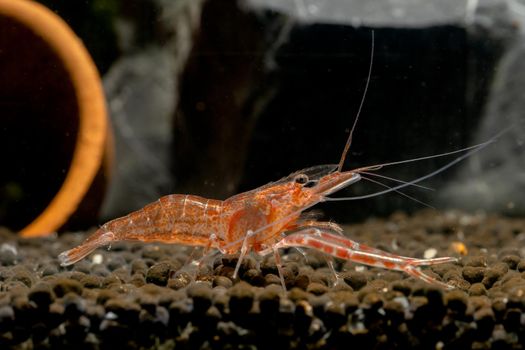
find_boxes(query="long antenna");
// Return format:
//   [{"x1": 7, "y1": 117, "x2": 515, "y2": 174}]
[
  {"x1": 327, "y1": 138, "x2": 493, "y2": 202},
  {"x1": 337, "y1": 30, "x2": 375, "y2": 172}
]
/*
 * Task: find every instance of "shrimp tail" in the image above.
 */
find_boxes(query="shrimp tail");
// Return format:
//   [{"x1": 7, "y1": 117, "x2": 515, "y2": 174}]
[{"x1": 58, "y1": 229, "x2": 116, "y2": 266}]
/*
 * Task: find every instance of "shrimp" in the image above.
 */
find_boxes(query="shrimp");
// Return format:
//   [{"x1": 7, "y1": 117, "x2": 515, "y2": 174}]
[
  {"x1": 58, "y1": 32, "x2": 491, "y2": 290},
  {"x1": 60, "y1": 147, "x2": 489, "y2": 289}
]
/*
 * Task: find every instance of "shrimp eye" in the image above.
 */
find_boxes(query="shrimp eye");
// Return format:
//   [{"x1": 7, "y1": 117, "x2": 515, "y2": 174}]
[
  {"x1": 294, "y1": 174, "x2": 309, "y2": 184},
  {"x1": 304, "y1": 180, "x2": 317, "y2": 188}
]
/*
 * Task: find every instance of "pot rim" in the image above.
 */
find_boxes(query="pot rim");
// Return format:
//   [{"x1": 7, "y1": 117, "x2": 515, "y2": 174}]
[{"x1": 0, "y1": 0, "x2": 109, "y2": 237}]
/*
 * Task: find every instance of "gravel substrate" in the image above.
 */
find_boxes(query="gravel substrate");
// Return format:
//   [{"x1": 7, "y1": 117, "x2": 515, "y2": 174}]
[{"x1": 1, "y1": 210, "x2": 525, "y2": 349}]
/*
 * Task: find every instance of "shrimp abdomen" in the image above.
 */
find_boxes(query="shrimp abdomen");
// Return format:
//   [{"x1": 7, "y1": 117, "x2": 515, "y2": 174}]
[
  {"x1": 104, "y1": 194, "x2": 225, "y2": 245},
  {"x1": 58, "y1": 194, "x2": 226, "y2": 266}
]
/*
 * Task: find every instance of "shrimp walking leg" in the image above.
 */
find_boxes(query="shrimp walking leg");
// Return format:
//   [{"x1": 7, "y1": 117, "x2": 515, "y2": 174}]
[
  {"x1": 233, "y1": 230, "x2": 255, "y2": 279},
  {"x1": 196, "y1": 233, "x2": 220, "y2": 268},
  {"x1": 273, "y1": 247, "x2": 287, "y2": 292},
  {"x1": 274, "y1": 228, "x2": 457, "y2": 289},
  {"x1": 324, "y1": 256, "x2": 342, "y2": 285}
]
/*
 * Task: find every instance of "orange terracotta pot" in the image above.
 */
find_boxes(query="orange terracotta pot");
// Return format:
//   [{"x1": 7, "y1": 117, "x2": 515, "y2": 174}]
[{"x1": 0, "y1": 0, "x2": 112, "y2": 237}]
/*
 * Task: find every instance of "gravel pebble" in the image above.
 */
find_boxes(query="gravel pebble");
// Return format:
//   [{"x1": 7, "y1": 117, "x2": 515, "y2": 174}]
[
  {"x1": 28, "y1": 282, "x2": 55, "y2": 308},
  {"x1": 104, "y1": 299, "x2": 141, "y2": 324},
  {"x1": 500, "y1": 255, "x2": 520, "y2": 269},
  {"x1": 53, "y1": 279, "x2": 83, "y2": 297},
  {"x1": 186, "y1": 283, "x2": 212, "y2": 314},
  {"x1": 0, "y1": 305, "x2": 15, "y2": 325},
  {"x1": 516, "y1": 260, "x2": 525, "y2": 272},
  {"x1": 469, "y1": 283, "x2": 487, "y2": 296},
  {"x1": 228, "y1": 282, "x2": 254, "y2": 316},
  {"x1": 473, "y1": 307, "x2": 495, "y2": 341},
  {"x1": 213, "y1": 275, "x2": 233, "y2": 288},
  {"x1": 502, "y1": 308, "x2": 521, "y2": 332},
  {"x1": 63, "y1": 293, "x2": 86, "y2": 320},
  {"x1": 287, "y1": 287, "x2": 310, "y2": 303},
  {"x1": 463, "y1": 256, "x2": 487, "y2": 267},
  {"x1": 293, "y1": 273, "x2": 310, "y2": 290},
  {"x1": 462, "y1": 266, "x2": 485, "y2": 284},
  {"x1": 323, "y1": 302, "x2": 346, "y2": 329},
  {"x1": 341, "y1": 271, "x2": 368, "y2": 290},
  {"x1": 264, "y1": 273, "x2": 281, "y2": 286},
  {"x1": 242, "y1": 268, "x2": 264, "y2": 286},
  {"x1": 80, "y1": 275, "x2": 102, "y2": 289},
  {"x1": 259, "y1": 285, "x2": 281, "y2": 316},
  {"x1": 0, "y1": 249, "x2": 17, "y2": 266},
  {"x1": 146, "y1": 262, "x2": 174, "y2": 286},
  {"x1": 306, "y1": 282, "x2": 329, "y2": 296},
  {"x1": 41, "y1": 264, "x2": 59, "y2": 277},
  {"x1": 445, "y1": 290, "x2": 468, "y2": 316}
]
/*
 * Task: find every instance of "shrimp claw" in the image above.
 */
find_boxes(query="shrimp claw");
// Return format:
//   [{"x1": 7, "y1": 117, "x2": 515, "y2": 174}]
[{"x1": 273, "y1": 228, "x2": 457, "y2": 290}]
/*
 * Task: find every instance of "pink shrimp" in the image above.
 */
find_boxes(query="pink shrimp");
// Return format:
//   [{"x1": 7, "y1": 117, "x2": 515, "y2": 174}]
[
  {"x1": 59, "y1": 31, "x2": 488, "y2": 290},
  {"x1": 58, "y1": 158, "x2": 467, "y2": 289}
]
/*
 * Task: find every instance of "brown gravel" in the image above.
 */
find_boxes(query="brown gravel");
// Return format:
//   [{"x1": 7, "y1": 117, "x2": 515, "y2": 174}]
[{"x1": 0, "y1": 210, "x2": 525, "y2": 349}]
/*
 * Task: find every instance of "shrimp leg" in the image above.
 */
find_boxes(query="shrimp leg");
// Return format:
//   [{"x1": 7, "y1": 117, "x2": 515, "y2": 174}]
[
  {"x1": 273, "y1": 228, "x2": 457, "y2": 289},
  {"x1": 287, "y1": 223, "x2": 420, "y2": 261},
  {"x1": 273, "y1": 247, "x2": 287, "y2": 293},
  {"x1": 232, "y1": 230, "x2": 255, "y2": 278}
]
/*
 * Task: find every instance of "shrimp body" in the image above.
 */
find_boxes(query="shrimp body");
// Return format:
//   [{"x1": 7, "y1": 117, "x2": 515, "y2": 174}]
[
  {"x1": 59, "y1": 31, "x2": 470, "y2": 289},
  {"x1": 59, "y1": 163, "x2": 461, "y2": 290},
  {"x1": 58, "y1": 170, "x2": 333, "y2": 265}
]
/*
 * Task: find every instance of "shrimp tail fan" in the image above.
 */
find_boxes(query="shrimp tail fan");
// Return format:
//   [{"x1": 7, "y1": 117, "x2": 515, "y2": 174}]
[{"x1": 58, "y1": 229, "x2": 115, "y2": 266}]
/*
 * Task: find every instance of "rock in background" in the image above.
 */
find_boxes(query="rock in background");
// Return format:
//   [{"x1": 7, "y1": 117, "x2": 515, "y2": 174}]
[
  {"x1": 100, "y1": 0, "x2": 204, "y2": 218},
  {"x1": 438, "y1": 0, "x2": 525, "y2": 215}
]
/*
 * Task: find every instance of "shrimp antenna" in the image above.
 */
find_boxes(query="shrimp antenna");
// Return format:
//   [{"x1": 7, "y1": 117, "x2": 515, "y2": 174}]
[
  {"x1": 360, "y1": 175, "x2": 435, "y2": 209},
  {"x1": 337, "y1": 30, "x2": 375, "y2": 172},
  {"x1": 326, "y1": 138, "x2": 493, "y2": 202},
  {"x1": 360, "y1": 171, "x2": 435, "y2": 191}
]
